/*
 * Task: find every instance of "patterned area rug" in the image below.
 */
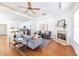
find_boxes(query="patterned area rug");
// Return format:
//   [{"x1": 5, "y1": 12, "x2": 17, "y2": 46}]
[{"x1": 40, "y1": 39, "x2": 51, "y2": 48}]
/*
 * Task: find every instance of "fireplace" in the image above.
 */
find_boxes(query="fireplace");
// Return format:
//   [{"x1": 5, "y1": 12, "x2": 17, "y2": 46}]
[
  {"x1": 57, "y1": 33, "x2": 66, "y2": 40},
  {"x1": 53, "y1": 30, "x2": 67, "y2": 45}
]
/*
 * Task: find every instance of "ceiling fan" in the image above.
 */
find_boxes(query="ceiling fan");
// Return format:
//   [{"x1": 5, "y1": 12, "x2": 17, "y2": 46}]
[{"x1": 19, "y1": 2, "x2": 40, "y2": 14}]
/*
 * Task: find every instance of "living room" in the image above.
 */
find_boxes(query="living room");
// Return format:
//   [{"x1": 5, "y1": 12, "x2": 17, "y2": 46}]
[{"x1": 0, "y1": 2, "x2": 79, "y2": 56}]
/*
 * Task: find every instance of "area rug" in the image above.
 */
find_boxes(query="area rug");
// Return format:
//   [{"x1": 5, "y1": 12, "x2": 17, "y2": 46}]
[{"x1": 40, "y1": 39, "x2": 50, "y2": 48}]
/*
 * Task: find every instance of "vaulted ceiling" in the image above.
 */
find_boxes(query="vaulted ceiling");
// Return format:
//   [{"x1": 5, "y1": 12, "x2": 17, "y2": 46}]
[{"x1": 0, "y1": 2, "x2": 74, "y2": 19}]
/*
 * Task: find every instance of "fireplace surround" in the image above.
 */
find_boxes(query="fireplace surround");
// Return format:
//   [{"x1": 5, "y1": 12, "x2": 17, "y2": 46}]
[{"x1": 57, "y1": 33, "x2": 66, "y2": 40}]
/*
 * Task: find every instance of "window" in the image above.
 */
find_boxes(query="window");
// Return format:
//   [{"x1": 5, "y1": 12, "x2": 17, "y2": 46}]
[{"x1": 74, "y1": 8, "x2": 79, "y2": 43}]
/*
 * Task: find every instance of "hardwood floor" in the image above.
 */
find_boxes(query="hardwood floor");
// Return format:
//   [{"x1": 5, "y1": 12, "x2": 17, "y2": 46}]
[{"x1": 0, "y1": 35, "x2": 77, "y2": 56}]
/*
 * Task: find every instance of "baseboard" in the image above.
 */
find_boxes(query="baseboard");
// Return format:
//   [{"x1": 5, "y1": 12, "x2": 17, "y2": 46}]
[
  {"x1": 53, "y1": 38, "x2": 69, "y2": 45},
  {"x1": 71, "y1": 41, "x2": 79, "y2": 56}
]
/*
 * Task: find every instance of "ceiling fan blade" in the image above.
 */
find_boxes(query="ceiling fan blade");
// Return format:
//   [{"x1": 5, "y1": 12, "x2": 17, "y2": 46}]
[
  {"x1": 59, "y1": 2, "x2": 61, "y2": 9},
  {"x1": 25, "y1": 9, "x2": 29, "y2": 13},
  {"x1": 28, "y1": 2, "x2": 32, "y2": 8},
  {"x1": 32, "y1": 8, "x2": 40, "y2": 10},
  {"x1": 31, "y1": 10, "x2": 36, "y2": 14}
]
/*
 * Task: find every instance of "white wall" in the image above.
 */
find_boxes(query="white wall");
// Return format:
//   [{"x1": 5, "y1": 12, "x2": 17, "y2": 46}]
[
  {"x1": 0, "y1": 12, "x2": 22, "y2": 28},
  {"x1": 60, "y1": 10, "x2": 74, "y2": 44},
  {"x1": 21, "y1": 20, "x2": 36, "y2": 34},
  {"x1": 73, "y1": 8, "x2": 79, "y2": 55},
  {"x1": 21, "y1": 20, "x2": 32, "y2": 29}
]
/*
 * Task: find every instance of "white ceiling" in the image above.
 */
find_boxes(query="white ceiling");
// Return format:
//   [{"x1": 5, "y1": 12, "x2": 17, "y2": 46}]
[{"x1": 0, "y1": 2, "x2": 74, "y2": 18}]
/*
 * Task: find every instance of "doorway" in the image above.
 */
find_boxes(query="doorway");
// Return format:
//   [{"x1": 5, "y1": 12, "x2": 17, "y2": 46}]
[{"x1": 0, "y1": 24, "x2": 7, "y2": 36}]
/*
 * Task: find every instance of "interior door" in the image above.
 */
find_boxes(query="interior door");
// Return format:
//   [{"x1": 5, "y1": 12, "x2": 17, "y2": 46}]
[{"x1": 0, "y1": 24, "x2": 7, "y2": 36}]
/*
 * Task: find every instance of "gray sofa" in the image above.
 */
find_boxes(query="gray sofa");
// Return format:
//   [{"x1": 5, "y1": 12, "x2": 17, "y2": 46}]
[
  {"x1": 10, "y1": 33, "x2": 47, "y2": 49},
  {"x1": 27, "y1": 38, "x2": 43, "y2": 49},
  {"x1": 22, "y1": 35, "x2": 45, "y2": 49}
]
